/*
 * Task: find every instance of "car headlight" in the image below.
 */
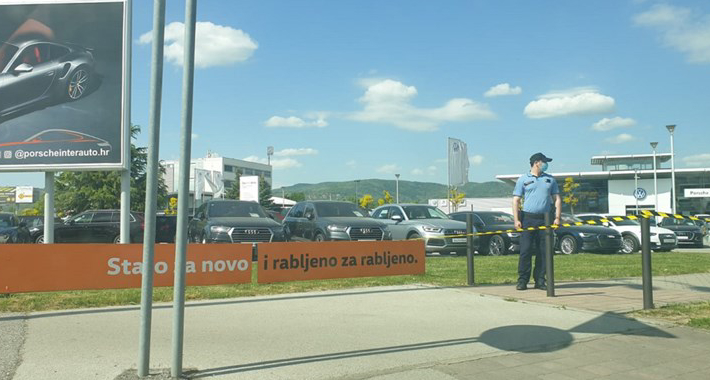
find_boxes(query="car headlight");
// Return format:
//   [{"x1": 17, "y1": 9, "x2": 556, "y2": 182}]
[
  {"x1": 422, "y1": 226, "x2": 443, "y2": 233},
  {"x1": 210, "y1": 226, "x2": 231, "y2": 234},
  {"x1": 578, "y1": 232, "x2": 597, "y2": 238},
  {"x1": 506, "y1": 232, "x2": 520, "y2": 238},
  {"x1": 327, "y1": 225, "x2": 348, "y2": 232}
]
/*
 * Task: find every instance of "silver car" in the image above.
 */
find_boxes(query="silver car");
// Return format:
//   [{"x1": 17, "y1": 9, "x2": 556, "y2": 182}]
[{"x1": 371, "y1": 204, "x2": 471, "y2": 255}]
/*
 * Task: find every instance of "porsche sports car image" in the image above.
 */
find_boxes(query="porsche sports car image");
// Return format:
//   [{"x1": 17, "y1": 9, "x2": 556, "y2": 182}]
[
  {"x1": 0, "y1": 129, "x2": 111, "y2": 151},
  {"x1": 0, "y1": 38, "x2": 95, "y2": 119}
]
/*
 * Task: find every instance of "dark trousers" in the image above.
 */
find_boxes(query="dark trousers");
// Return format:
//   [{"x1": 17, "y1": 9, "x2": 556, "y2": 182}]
[{"x1": 518, "y1": 213, "x2": 547, "y2": 284}]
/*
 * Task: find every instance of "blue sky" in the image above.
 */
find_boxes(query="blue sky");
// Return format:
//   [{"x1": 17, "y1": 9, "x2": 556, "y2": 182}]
[{"x1": 4, "y1": 0, "x2": 710, "y2": 189}]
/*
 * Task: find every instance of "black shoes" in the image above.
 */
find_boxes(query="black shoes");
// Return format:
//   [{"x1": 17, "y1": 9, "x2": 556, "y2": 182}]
[
  {"x1": 516, "y1": 281, "x2": 527, "y2": 290},
  {"x1": 534, "y1": 282, "x2": 547, "y2": 290}
]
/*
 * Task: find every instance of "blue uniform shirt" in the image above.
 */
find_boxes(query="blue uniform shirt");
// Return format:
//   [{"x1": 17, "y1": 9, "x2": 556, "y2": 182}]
[{"x1": 513, "y1": 172, "x2": 559, "y2": 213}]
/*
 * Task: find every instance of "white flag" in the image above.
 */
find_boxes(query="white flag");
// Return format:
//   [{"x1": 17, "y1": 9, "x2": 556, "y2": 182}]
[
  {"x1": 448, "y1": 138, "x2": 469, "y2": 186},
  {"x1": 194, "y1": 169, "x2": 209, "y2": 203},
  {"x1": 207, "y1": 171, "x2": 225, "y2": 198}
]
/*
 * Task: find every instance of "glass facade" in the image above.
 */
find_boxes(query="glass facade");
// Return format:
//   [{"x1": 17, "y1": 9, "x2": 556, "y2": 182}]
[{"x1": 560, "y1": 179, "x2": 609, "y2": 214}]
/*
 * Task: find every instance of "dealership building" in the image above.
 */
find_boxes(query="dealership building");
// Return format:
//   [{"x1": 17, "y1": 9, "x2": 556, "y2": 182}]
[{"x1": 495, "y1": 153, "x2": 710, "y2": 216}]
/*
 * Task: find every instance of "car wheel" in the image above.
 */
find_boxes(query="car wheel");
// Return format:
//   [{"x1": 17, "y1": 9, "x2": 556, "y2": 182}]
[
  {"x1": 67, "y1": 66, "x2": 90, "y2": 100},
  {"x1": 559, "y1": 235, "x2": 578, "y2": 255},
  {"x1": 113, "y1": 235, "x2": 121, "y2": 244},
  {"x1": 314, "y1": 232, "x2": 325, "y2": 242},
  {"x1": 35, "y1": 235, "x2": 44, "y2": 244},
  {"x1": 488, "y1": 235, "x2": 505, "y2": 256},
  {"x1": 407, "y1": 232, "x2": 421, "y2": 240},
  {"x1": 621, "y1": 234, "x2": 640, "y2": 254}
]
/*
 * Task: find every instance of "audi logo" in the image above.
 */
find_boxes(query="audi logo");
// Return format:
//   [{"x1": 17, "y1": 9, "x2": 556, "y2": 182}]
[
  {"x1": 244, "y1": 229, "x2": 258, "y2": 235},
  {"x1": 361, "y1": 228, "x2": 371, "y2": 234}
]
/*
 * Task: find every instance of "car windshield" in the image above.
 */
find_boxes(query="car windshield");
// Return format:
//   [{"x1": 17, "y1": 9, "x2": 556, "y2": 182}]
[
  {"x1": 314, "y1": 203, "x2": 366, "y2": 217},
  {"x1": 606, "y1": 216, "x2": 639, "y2": 226},
  {"x1": 561, "y1": 214, "x2": 583, "y2": 223},
  {"x1": 403, "y1": 206, "x2": 448, "y2": 220},
  {"x1": 0, "y1": 215, "x2": 13, "y2": 227},
  {"x1": 209, "y1": 202, "x2": 266, "y2": 218},
  {"x1": 663, "y1": 218, "x2": 696, "y2": 227},
  {"x1": 0, "y1": 43, "x2": 19, "y2": 71},
  {"x1": 477, "y1": 213, "x2": 514, "y2": 225}
]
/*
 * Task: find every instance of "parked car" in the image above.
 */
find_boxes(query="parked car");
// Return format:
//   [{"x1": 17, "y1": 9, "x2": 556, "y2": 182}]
[
  {"x1": 577, "y1": 213, "x2": 677, "y2": 253},
  {"x1": 554, "y1": 214, "x2": 622, "y2": 254},
  {"x1": 0, "y1": 38, "x2": 95, "y2": 119},
  {"x1": 371, "y1": 204, "x2": 468, "y2": 255},
  {"x1": 283, "y1": 201, "x2": 391, "y2": 242},
  {"x1": 657, "y1": 217, "x2": 705, "y2": 248},
  {"x1": 155, "y1": 213, "x2": 177, "y2": 243},
  {"x1": 188, "y1": 200, "x2": 286, "y2": 243},
  {"x1": 449, "y1": 211, "x2": 517, "y2": 255},
  {"x1": 36, "y1": 210, "x2": 144, "y2": 243},
  {"x1": 0, "y1": 213, "x2": 30, "y2": 243},
  {"x1": 18, "y1": 215, "x2": 62, "y2": 244}
]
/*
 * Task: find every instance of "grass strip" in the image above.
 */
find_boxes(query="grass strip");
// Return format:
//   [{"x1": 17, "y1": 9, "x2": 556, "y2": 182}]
[
  {"x1": 2, "y1": 252, "x2": 709, "y2": 313},
  {"x1": 633, "y1": 301, "x2": 710, "y2": 330}
]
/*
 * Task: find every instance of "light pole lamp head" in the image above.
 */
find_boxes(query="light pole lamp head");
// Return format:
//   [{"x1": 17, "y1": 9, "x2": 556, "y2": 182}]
[
  {"x1": 666, "y1": 124, "x2": 676, "y2": 134},
  {"x1": 650, "y1": 142, "x2": 658, "y2": 149},
  {"x1": 395, "y1": 174, "x2": 400, "y2": 179}
]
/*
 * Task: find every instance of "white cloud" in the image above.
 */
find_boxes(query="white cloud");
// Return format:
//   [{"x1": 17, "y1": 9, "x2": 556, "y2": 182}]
[
  {"x1": 411, "y1": 168, "x2": 424, "y2": 175},
  {"x1": 274, "y1": 148, "x2": 318, "y2": 157},
  {"x1": 242, "y1": 155, "x2": 301, "y2": 169},
  {"x1": 139, "y1": 21, "x2": 258, "y2": 68},
  {"x1": 469, "y1": 155, "x2": 484, "y2": 165},
  {"x1": 350, "y1": 79, "x2": 495, "y2": 132},
  {"x1": 346, "y1": 160, "x2": 357, "y2": 168},
  {"x1": 376, "y1": 164, "x2": 399, "y2": 174},
  {"x1": 634, "y1": 4, "x2": 710, "y2": 64},
  {"x1": 484, "y1": 83, "x2": 522, "y2": 97},
  {"x1": 591, "y1": 117, "x2": 637, "y2": 131},
  {"x1": 264, "y1": 115, "x2": 328, "y2": 128},
  {"x1": 191, "y1": 133, "x2": 199, "y2": 140},
  {"x1": 683, "y1": 153, "x2": 710, "y2": 167},
  {"x1": 606, "y1": 133, "x2": 635, "y2": 144},
  {"x1": 524, "y1": 87, "x2": 615, "y2": 119},
  {"x1": 411, "y1": 165, "x2": 437, "y2": 176}
]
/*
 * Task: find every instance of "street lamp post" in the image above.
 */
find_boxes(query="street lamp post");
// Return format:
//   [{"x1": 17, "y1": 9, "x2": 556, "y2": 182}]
[
  {"x1": 650, "y1": 142, "x2": 658, "y2": 212},
  {"x1": 395, "y1": 174, "x2": 400, "y2": 203},
  {"x1": 666, "y1": 125, "x2": 676, "y2": 214}
]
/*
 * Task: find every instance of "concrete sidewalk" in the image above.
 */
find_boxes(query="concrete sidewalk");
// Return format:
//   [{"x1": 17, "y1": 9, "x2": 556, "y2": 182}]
[{"x1": 2, "y1": 281, "x2": 710, "y2": 380}]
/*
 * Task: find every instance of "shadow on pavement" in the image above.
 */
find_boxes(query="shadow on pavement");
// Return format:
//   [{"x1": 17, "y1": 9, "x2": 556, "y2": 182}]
[{"x1": 188, "y1": 312, "x2": 675, "y2": 378}]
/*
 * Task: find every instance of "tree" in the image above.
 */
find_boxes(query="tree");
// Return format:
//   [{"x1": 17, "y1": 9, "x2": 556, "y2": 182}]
[
  {"x1": 54, "y1": 125, "x2": 168, "y2": 214},
  {"x1": 383, "y1": 190, "x2": 394, "y2": 204},
  {"x1": 225, "y1": 181, "x2": 240, "y2": 200},
  {"x1": 259, "y1": 176, "x2": 275, "y2": 210},
  {"x1": 164, "y1": 196, "x2": 178, "y2": 215},
  {"x1": 448, "y1": 186, "x2": 466, "y2": 212},
  {"x1": 562, "y1": 177, "x2": 580, "y2": 214},
  {"x1": 286, "y1": 192, "x2": 306, "y2": 202},
  {"x1": 359, "y1": 194, "x2": 375, "y2": 209}
]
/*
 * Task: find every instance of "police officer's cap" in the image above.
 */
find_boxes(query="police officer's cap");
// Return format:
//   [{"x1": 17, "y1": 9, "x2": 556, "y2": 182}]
[{"x1": 529, "y1": 152, "x2": 553, "y2": 165}]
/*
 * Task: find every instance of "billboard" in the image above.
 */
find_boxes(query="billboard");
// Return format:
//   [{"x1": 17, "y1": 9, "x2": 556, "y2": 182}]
[
  {"x1": 14, "y1": 185, "x2": 32, "y2": 203},
  {"x1": 240, "y1": 175, "x2": 259, "y2": 202},
  {"x1": 0, "y1": 0, "x2": 127, "y2": 170}
]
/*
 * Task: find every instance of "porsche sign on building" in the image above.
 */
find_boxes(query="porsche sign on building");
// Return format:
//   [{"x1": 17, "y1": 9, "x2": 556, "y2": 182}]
[{"x1": 0, "y1": 0, "x2": 127, "y2": 170}]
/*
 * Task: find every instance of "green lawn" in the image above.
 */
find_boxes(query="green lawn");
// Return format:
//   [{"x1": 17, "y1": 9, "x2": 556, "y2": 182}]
[
  {"x1": 633, "y1": 301, "x2": 710, "y2": 330},
  {"x1": 2, "y1": 252, "x2": 709, "y2": 313}
]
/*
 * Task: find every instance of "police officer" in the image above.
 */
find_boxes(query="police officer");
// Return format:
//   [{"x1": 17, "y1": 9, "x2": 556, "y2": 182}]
[{"x1": 512, "y1": 153, "x2": 561, "y2": 290}]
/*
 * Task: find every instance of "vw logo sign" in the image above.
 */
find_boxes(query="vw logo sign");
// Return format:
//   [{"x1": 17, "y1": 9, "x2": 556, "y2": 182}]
[{"x1": 633, "y1": 187, "x2": 647, "y2": 200}]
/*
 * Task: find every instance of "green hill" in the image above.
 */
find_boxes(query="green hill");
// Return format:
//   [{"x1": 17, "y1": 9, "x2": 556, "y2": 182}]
[{"x1": 275, "y1": 179, "x2": 513, "y2": 203}]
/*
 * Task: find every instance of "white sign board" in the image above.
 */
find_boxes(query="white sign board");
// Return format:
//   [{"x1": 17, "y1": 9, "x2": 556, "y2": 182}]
[
  {"x1": 240, "y1": 176, "x2": 259, "y2": 202},
  {"x1": 685, "y1": 188, "x2": 710, "y2": 198},
  {"x1": 15, "y1": 186, "x2": 33, "y2": 203}
]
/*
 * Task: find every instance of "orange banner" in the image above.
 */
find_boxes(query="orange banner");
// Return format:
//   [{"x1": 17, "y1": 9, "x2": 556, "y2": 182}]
[
  {"x1": 0, "y1": 244, "x2": 252, "y2": 294},
  {"x1": 257, "y1": 240, "x2": 425, "y2": 283}
]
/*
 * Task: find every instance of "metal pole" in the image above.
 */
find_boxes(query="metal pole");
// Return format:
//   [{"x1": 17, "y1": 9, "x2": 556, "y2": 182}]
[
  {"x1": 120, "y1": 0, "x2": 133, "y2": 244},
  {"x1": 667, "y1": 125, "x2": 676, "y2": 214},
  {"x1": 640, "y1": 217, "x2": 654, "y2": 309},
  {"x1": 138, "y1": 0, "x2": 165, "y2": 376},
  {"x1": 43, "y1": 172, "x2": 54, "y2": 244},
  {"x1": 172, "y1": 0, "x2": 197, "y2": 377},
  {"x1": 651, "y1": 142, "x2": 658, "y2": 212},
  {"x1": 544, "y1": 213, "x2": 555, "y2": 297},
  {"x1": 466, "y1": 213, "x2": 474, "y2": 285},
  {"x1": 395, "y1": 174, "x2": 400, "y2": 203}
]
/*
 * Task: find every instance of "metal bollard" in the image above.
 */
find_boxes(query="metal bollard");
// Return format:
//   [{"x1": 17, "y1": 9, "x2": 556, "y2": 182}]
[
  {"x1": 466, "y1": 213, "x2": 475, "y2": 286},
  {"x1": 640, "y1": 217, "x2": 654, "y2": 309},
  {"x1": 544, "y1": 213, "x2": 555, "y2": 297}
]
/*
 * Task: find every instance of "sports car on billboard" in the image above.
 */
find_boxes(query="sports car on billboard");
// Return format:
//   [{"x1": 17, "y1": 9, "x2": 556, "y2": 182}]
[{"x1": 0, "y1": 38, "x2": 95, "y2": 119}]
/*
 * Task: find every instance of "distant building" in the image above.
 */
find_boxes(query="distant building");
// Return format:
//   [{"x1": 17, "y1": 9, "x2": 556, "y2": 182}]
[
  {"x1": 162, "y1": 152, "x2": 272, "y2": 211},
  {"x1": 428, "y1": 197, "x2": 513, "y2": 214},
  {"x1": 496, "y1": 153, "x2": 710, "y2": 215}
]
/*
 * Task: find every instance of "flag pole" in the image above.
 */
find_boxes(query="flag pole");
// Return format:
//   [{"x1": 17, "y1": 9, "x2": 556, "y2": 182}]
[{"x1": 447, "y1": 138, "x2": 451, "y2": 214}]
